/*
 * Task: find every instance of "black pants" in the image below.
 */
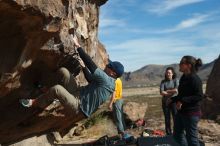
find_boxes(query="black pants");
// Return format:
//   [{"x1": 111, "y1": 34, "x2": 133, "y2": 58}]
[{"x1": 162, "y1": 97, "x2": 177, "y2": 135}]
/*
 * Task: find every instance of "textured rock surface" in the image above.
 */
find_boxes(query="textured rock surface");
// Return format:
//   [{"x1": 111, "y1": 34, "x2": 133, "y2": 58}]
[
  {"x1": 202, "y1": 56, "x2": 220, "y2": 120},
  {"x1": 198, "y1": 120, "x2": 220, "y2": 145},
  {"x1": 0, "y1": 0, "x2": 108, "y2": 144},
  {"x1": 123, "y1": 101, "x2": 148, "y2": 122},
  {"x1": 7, "y1": 135, "x2": 54, "y2": 146}
]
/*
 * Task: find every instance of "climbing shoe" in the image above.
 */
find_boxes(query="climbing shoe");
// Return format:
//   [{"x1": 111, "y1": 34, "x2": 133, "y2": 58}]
[
  {"x1": 123, "y1": 133, "x2": 133, "y2": 140},
  {"x1": 123, "y1": 133, "x2": 136, "y2": 144},
  {"x1": 19, "y1": 99, "x2": 33, "y2": 108}
]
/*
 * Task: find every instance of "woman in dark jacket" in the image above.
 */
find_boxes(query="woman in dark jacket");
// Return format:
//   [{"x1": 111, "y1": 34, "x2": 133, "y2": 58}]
[{"x1": 167, "y1": 55, "x2": 203, "y2": 146}]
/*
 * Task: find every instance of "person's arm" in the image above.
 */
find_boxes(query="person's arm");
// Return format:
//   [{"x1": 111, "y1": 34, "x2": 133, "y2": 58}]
[
  {"x1": 77, "y1": 57, "x2": 93, "y2": 83},
  {"x1": 73, "y1": 36, "x2": 98, "y2": 74},
  {"x1": 82, "y1": 67, "x2": 93, "y2": 83},
  {"x1": 166, "y1": 89, "x2": 178, "y2": 94},
  {"x1": 77, "y1": 47, "x2": 97, "y2": 74},
  {"x1": 167, "y1": 79, "x2": 180, "y2": 105},
  {"x1": 160, "y1": 81, "x2": 173, "y2": 97},
  {"x1": 181, "y1": 77, "x2": 203, "y2": 103},
  {"x1": 160, "y1": 81, "x2": 166, "y2": 96},
  {"x1": 166, "y1": 79, "x2": 179, "y2": 94},
  {"x1": 161, "y1": 91, "x2": 172, "y2": 96},
  {"x1": 181, "y1": 94, "x2": 203, "y2": 103},
  {"x1": 108, "y1": 91, "x2": 115, "y2": 111}
]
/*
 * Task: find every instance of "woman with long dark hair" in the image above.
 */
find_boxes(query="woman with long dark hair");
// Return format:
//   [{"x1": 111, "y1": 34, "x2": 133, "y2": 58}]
[
  {"x1": 167, "y1": 56, "x2": 203, "y2": 146},
  {"x1": 160, "y1": 67, "x2": 179, "y2": 135}
]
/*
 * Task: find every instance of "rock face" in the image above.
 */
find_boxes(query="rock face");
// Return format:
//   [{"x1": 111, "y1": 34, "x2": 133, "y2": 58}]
[
  {"x1": 202, "y1": 56, "x2": 220, "y2": 120},
  {"x1": 123, "y1": 102, "x2": 148, "y2": 122},
  {"x1": 0, "y1": 0, "x2": 108, "y2": 144}
]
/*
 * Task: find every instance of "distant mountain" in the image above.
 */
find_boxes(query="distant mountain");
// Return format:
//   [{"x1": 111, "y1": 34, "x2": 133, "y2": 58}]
[{"x1": 122, "y1": 60, "x2": 215, "y2": 87}]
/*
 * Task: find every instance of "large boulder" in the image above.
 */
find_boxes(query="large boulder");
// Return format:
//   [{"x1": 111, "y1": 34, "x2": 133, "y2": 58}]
[
  {"x1": 0, "y1": 0, "x2": 108, "y2": 144},
  {"x1": 202, "y1": 55, "x2": 220, "y2": 121},
  {"x1": 123, "y1": 101, "x2": 148, "y2": 122}
]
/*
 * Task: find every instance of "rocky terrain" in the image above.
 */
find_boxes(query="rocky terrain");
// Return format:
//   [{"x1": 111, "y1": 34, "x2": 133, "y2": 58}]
[
  {"x1": 0, "y1": 0, "x2": 108, "y2": 144},
  {"x1": 202, "y1": 55, "x2": 220, "y2": 122}
]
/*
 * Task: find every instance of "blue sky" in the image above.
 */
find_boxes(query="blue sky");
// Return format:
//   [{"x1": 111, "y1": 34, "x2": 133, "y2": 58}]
[{"x1": 99, "y1": 0, "x2": 220, "y2": 72}]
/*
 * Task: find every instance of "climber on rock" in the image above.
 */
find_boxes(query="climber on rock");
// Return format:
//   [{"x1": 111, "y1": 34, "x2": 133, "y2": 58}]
[{"x1": 19, "y1": 36, "x2": 124, "y2": 120}]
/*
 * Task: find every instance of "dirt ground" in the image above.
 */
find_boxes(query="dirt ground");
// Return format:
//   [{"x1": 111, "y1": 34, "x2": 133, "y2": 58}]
[{"x1": 123, "y1": 86, "x2": 159, "y2": 97}]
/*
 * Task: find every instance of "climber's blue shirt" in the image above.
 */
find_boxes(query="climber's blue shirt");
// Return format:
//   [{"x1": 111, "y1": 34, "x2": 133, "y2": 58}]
[{"x1": 80, "y1": 68, "x2": 115, "y2": 117}]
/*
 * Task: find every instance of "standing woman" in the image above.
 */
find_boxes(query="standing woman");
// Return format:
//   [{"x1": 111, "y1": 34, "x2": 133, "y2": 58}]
[
  {"x1": 160, "y1": 67, "x2": 179, "y2": 135},
  {"x1": 168, "y1": 56, "x2": 203, "y2": 146}
]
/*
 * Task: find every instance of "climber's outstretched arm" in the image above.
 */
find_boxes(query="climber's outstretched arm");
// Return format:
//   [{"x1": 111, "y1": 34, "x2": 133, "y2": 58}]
[{"x1": 73, "y1": 36, "x2": 97, "y2": 74}]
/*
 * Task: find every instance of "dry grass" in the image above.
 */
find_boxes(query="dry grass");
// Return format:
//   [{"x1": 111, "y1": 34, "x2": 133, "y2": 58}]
[
  {"x1": 123, "y1": 84, "x2": 207, "y2": 118},
  {"x1": 123, "y1": 86, "x2": 159, "y2": 97},
  {"x1": 123, "y1": 86, "x2": 163, "y2": 120}
]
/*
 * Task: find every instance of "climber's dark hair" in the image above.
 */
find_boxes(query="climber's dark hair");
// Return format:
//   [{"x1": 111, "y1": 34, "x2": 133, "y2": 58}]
[{"x1": 181, "y1": 55, "x2": 203, "y2": 73}]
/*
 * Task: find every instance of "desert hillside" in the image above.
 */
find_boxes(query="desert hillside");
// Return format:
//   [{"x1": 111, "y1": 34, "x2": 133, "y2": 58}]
[{"x1": 123, "y1": 60, "x2": 215, "y2": 87}]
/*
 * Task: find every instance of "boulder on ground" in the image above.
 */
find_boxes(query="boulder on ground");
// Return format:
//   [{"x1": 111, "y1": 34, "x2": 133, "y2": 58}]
[{"x1": 123, "y1": 101, "x2": 148, "y2": 122}]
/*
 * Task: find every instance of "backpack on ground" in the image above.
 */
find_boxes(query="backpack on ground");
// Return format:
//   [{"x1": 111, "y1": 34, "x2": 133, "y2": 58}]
[{"x1": 137, "y1": 135, "x2": 180, "y2": 146}]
